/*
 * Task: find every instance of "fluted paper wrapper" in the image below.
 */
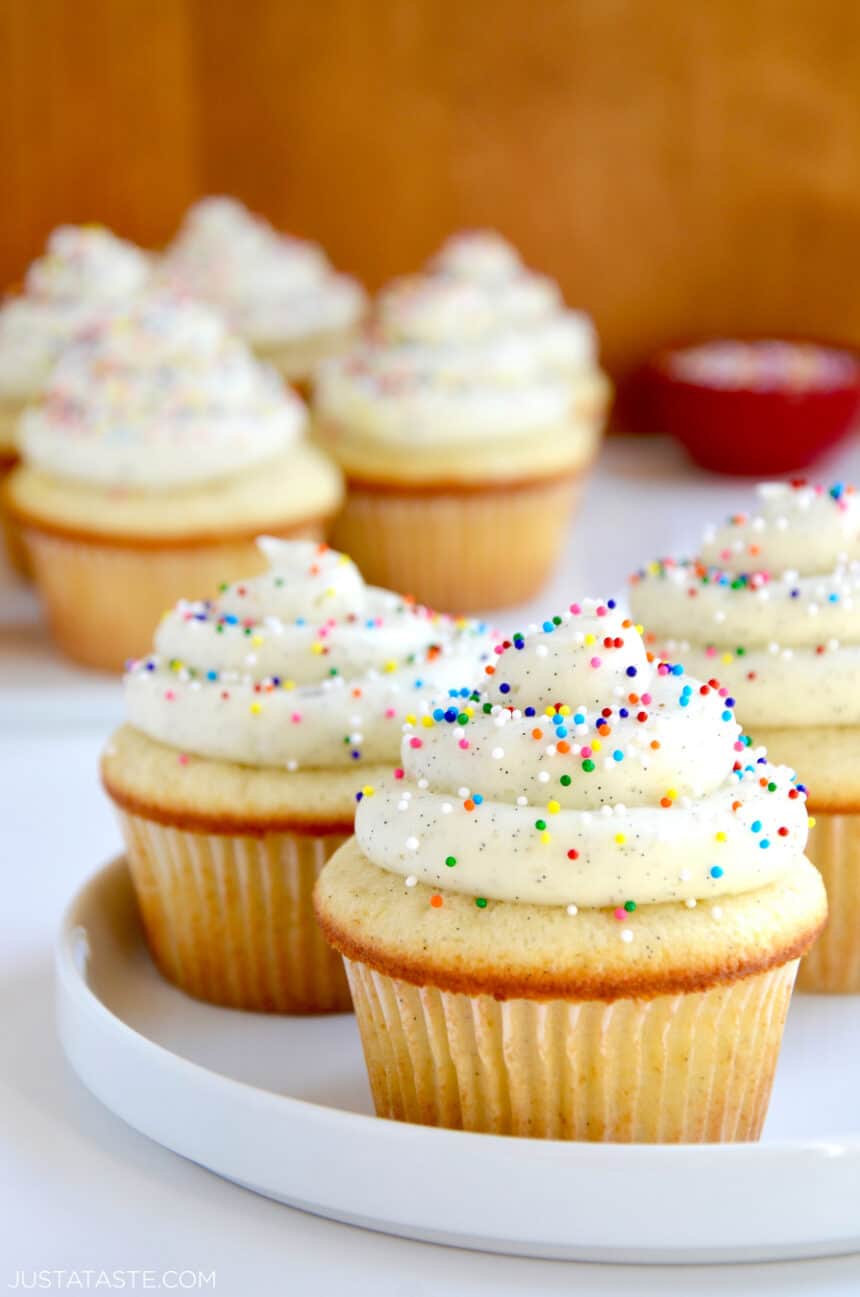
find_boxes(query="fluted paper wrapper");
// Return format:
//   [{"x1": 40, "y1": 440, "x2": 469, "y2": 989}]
[
  {"x1": 331, "y1": 476, "x2": 581, "y2": 612},
  {"x1": 344, "y1": 959, "x2": 799, "y2": 1142},
  {"x1": 118, "y1": 808, "x2": 352, "y2": 1014},
  {"x1": 798, "y1": 812, "x2": 860, "y2": 993},
  {"x1": 23, "y1": 523, "x2": 324, "y2": 672}
]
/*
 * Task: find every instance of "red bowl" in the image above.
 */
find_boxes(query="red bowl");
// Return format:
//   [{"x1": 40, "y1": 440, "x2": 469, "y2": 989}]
[{"x1": 642, "y1": 338, "x2": 860, "y2": 476}]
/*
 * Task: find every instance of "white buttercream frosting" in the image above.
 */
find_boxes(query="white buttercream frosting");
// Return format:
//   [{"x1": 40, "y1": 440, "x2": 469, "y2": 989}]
[
  {"x1": 315, "y1": 230, "x2": 599, "y2": 444},
  {"x1": 19, "y1": 295, "x2": 305, "y2": 489},
  {"x1": 0, "y1": 225, "x2": 151, "y2": 400},
  {"x1": 163, "y1": 197, "x2": 366, "y2": 346},
  {"x1": 355, "y1": 599, "x2": 809, "y2": 908},
  {"x1": 125, "y1": 539, "x2": 495, "y2": 769},
  {"x1": 629, "y1": 482, "x2": 860, "y2": 726}
]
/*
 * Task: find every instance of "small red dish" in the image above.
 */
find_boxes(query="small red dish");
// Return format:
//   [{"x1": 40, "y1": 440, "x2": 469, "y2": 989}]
[{"x1": 641, "y1": 338, "x2": 860, "y2": 475}]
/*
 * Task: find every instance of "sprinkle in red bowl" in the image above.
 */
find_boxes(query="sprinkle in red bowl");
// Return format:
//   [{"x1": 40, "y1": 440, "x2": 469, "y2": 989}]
[{"x1": 644, "y1": 338, "x2": 860, "y2": 475}]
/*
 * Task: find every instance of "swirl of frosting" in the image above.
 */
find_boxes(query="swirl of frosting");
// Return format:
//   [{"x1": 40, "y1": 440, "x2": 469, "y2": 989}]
[
  {"x1": 629, "y1": 482, "x2": 860, "y2": 725},
  {"x1": 354, "y1": 599, "x2": 809, "y2": 908},
  {"x1": 19, "y1": 295, "x2": 305, "y2": 489},
  {"x1": 0, "y1": 225, "x2": 151, "y2": 399},
  {"x1": 316, "y1": 231, "x2": 598, "y2": 444},
  {"x1": 163, "y1": 197, "x2": 366, "y2": 345},
  {"x1": 124, "y1": 539, "x2": 494, "y2": 769}
]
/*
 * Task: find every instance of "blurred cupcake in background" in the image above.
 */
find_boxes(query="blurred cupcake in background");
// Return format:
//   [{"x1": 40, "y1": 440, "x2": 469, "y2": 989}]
[
  {"x1": 163, "y1": 197, "x2": 366, "y2": 393},
  {"x1": 3, "y1": 296, "x2": 342, "y2": 671},
  {"x1": 0, "y1": 225, "x2": 151, "y2": 571},
  {"x1": 102, "y1": 538, "x2": 494, "y2": 1013},
  {"x1": 314, "y1": 230, "x2": 611, "y2": 612},
  {"x1": 629, "y1": 481, "x2": 860, "y2": 991}
]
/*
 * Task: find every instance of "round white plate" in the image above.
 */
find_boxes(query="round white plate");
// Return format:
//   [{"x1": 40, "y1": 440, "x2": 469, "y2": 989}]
[{"x1": 57, "y1": 858, "x2": 860, "y2": 1264}]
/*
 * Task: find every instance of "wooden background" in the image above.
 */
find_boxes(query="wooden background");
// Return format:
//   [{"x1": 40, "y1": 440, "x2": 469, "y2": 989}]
[{"x1": 3, "y1": 0, "x2": 860, "y2": 392}]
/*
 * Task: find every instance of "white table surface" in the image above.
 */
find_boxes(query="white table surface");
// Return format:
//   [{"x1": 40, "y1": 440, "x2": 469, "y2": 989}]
[{"x1": 2, "y1": 436, "x2": 860, "y2": 1296}]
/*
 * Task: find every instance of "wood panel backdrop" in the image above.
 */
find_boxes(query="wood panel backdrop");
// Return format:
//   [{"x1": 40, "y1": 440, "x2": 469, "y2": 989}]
[{"x1": 3, "y1": 0, "x2": 860, "y2": 402}]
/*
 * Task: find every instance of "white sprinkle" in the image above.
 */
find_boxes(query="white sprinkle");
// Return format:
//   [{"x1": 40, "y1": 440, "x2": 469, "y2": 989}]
[
  {"x1": 287, "y1": 760, "x2": 298, "y2": 772},
  {"x1": 679, "y1": 868, "x2": 691, "y2": 882},
  {"x1": 685, "y1": 897, "x2": 697, "y2": 909},
  {"x1": 417, "y1": 778, "x2": 429, "y2": 790},
  {"x1": 620, "y1": 929, "x2": 634, "y2": 944},
  {"x1": 458, "y1": 787, "x2": 470, "y2": 798},
  {"x1": 492, "y1": 747, "x2": 505, "y2": 759},
  {"x1": 566, "y1": 904, "x2": 579, "y2": 917},
  {"x1": 406, "y1": 837, "x2": 419, "y2": 851},
  {"x1": 711, "y1": 905, "x2": 723, "y2": 920},
  {"x1": 397, "y1": 799, "x2": 409, "y2": 811},
  {"x1": 405, "y1": 875, "x2": 417, "y2": 888},
  {"x1": 538, "y1": 771, "x2": 550, "y2": 783},
  {"x1": 536, "y1": 644, "x2": 548, "y2": 657},
  {"x1": 441, "y1": 802, "x2": 453, "y2": 814},
  {"x1": 516, "y1": 795, "x2": 529, "y2": 806}
]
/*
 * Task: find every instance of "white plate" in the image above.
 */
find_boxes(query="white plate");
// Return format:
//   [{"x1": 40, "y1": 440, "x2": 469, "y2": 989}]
[{"x1": 57, "y1": 857, "x2": 860, "y2": 1265}]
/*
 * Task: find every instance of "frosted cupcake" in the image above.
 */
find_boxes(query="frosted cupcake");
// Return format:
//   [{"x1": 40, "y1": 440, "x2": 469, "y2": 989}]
[
  {"x1": 4, "y1": 296, "x2": 342, "y2": 671},
  {"x1": 102, "y1": 539, "x2": 494, "y2": 1012},
  {"x1": 314, "y1": 230, "x2": 611, "y2": 611},
  {"x1": 163, "y1": 197, "x2": 366, "y2": 391},
  {"x1": 630, "y1": 481, "x2": 860, "y2": 992},
  {"x1": 0, "y1": 225, "x2": 151, "y2": 571},
  {"x1": 316, "y1": 600, "x2": 825, "y2": 1140}
]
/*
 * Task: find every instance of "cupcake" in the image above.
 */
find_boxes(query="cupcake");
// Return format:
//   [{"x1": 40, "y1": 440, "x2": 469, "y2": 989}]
[
  {"x1": 630, "y1": 481, "x2": 860, "y2": 992},
  {"x1": 315, "y1": 600, "x2": 825, "y2": 1140},
  {"x1": 101, "y1": 538, "x2": 494, "y2": 1013},
  {"x1": 314, "y1": 230, "x2": 611, "y2": 611},
  {"x1": 163, "y1": 197, "x2": 366, "y2": 392},
  {"x1": 0, "y1": 225, "x2": 151, "y2": 572},
  {"x1": 3, "y1": 295, "x2": 342, "y2": 671}
]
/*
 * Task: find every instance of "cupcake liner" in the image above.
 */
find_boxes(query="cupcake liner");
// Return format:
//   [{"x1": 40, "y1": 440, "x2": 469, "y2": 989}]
[
  {"x1": 22, "y1": 522, "x2": 324, "y2": 672},
  {"x1": 0, "y1": 452, "x2": 29, "y2": 579},
  {"x1": 798, "y1": 812, "x2": 860, "y2": 992},
  {"x1": 331, "y1": 475, "x2": 582, "y2": 611},
  {"x1": 344, "y1": 958, "x2": 798, "y2": 1142},
  {"x1": 117, "y1": 807, "x2": 352, "y2": 1014}
]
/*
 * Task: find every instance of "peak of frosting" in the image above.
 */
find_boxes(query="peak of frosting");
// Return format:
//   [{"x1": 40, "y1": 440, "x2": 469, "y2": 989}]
[
  {"x1": 25, "y1": 225, "x2": 150, "y2": 302},
  {"x1": 629, "y1": 481, "x2": 860, "y2": 726},
  {"x1": 19, "y1": 295, "x2": 304, "y2": 489},
  {"x1": 125, "y1": 539, "x2": 495, "y2": 769},
  {"x1": 0, "y1": 225, "x2": 152, "y2": 400},
  {"x1": 429, "y1": 230, "x2": 526, "y2": 282},
  {"x1": 698, "y1": 481, "x2": 860, "y2": 577},
  {"x1": 354, "y1": 599, "x2": 809, "y2": 911},
  {"x1": 164, "y1": 197, "x2": 365, "y2": 344}
]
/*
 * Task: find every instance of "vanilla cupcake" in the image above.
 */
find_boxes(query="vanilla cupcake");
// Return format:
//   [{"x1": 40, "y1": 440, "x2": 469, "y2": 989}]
[
  {"x1": 316, "y1": 600, "x2": 825, "y2": 1140},
  {"x1": 4, "y1": 295, "x2": 342, "y2": 671},
  {"x1": 0, "y1": 225, "x2": 151, "y2": 572},
  {"x1": 314, "y1": 230, "x2": 611, "y2": 611},
  {"x1": 163, "y1": 197, "x2": 366, "y2": 391},
  {"x1": 102, "y1": 539, "x2": 494, "y2": 1012},
  {"x1": 630, "y1": 481, "x2": 860, "y2": 992}
]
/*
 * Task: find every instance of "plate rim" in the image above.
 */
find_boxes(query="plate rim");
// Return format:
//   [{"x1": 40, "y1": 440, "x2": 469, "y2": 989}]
[{"x1": 55, "y1": 857, "x2": 860, "y2": 1264}]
